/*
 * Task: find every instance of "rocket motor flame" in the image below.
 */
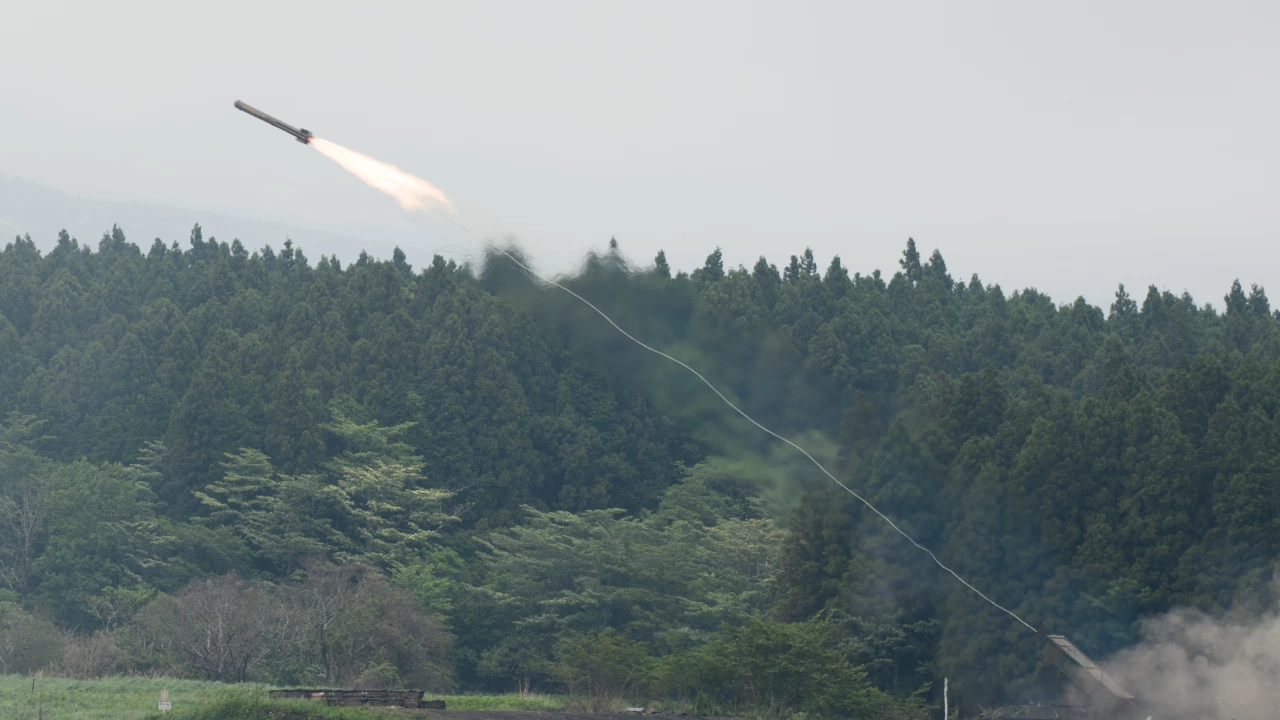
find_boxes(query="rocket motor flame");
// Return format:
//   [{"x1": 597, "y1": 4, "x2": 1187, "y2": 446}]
[{"x1": 309, "y1": 137, "x2": 455, "y2": 214}]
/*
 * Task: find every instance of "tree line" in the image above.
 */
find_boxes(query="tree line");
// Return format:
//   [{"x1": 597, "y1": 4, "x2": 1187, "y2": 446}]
[{"x1": 1, "y1": 225, "x2": 1278, "y2": 715}]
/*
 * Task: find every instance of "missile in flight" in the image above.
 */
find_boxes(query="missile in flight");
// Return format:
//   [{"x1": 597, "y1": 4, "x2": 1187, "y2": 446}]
[{"x1": 234, "y1": 100, "x2": 313, "y2": 145}]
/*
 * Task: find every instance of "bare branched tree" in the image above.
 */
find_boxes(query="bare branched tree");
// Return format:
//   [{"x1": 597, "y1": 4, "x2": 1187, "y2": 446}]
[
  {"x1": 0, "y1": 464, "x2": 55, "y2": 592},
  {"x1": 124, "y1": 563, "x2": 453, "y2": 688},
  {"x1": 285, "y1": 559, "x2": 368, "y2": 685},
  {"x1": 57, "y1": 629, "x2": 126, "y2": 679},
  {"x1": 131, "y1": 574, "x2": 283, "y2": 682},
  {"x1": 284, "y1": 560, "x2": 454, "y2": 690}
]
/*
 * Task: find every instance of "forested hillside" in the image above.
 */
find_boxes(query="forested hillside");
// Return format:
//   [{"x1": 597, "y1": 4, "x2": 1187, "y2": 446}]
[{"x1": 1, "y1": 226, "x2": 1278, "y2": 715}]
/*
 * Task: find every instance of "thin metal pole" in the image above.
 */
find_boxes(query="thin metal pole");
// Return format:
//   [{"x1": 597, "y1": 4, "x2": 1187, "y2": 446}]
[{"x1": 944, "y1": 677, "x2": 949, "y2": 720}]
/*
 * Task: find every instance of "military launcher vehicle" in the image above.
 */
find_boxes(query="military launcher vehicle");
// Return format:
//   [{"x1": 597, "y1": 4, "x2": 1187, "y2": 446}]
[{"x1": 973, "y1": 631, "x2": 1148, "y2": 720}]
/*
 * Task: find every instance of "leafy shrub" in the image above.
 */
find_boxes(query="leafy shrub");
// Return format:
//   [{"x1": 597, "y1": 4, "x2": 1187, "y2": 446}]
[
  {"x1": 550, "y1": 628, "x2": 655, "y2": 712},
  {"x1": 666, "y1": 618, "x2": 899, "y2": 719},
  {"x1": 0, "y1": 602, "x2": 62, "y2": 674}
]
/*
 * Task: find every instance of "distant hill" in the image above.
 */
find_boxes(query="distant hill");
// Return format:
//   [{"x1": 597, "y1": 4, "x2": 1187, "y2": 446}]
[{"x1": 0, "y1": 172, "x2": 381, "y2": 261}]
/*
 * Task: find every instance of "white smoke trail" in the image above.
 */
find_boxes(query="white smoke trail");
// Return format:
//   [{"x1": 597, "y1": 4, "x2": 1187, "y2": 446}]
[
  {"x1": 310, "y1": 138, "x2": 455, "y2": 213},
  {"x1": 308, "y1": 138, "x2": 1038, "y2": 634}
]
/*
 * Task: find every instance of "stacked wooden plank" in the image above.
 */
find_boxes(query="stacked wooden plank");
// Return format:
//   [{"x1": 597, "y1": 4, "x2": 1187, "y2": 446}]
[{"x1": 268, "y1": 689, "x2": 435, "y2": 708}]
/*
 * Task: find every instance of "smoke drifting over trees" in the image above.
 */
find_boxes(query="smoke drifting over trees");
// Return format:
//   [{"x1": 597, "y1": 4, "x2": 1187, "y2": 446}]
[
  {"x1": 0, "y1": 225, "x2": 1278, "y2": 716},
  {"x1": 1106, "y1": 598, "x2": 1280, "y2": 720}
]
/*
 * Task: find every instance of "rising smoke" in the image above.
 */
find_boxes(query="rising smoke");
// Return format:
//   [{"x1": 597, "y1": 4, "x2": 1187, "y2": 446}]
[{"x1": 1105, "y1": 599, "x2": 1280, "y2": 720}]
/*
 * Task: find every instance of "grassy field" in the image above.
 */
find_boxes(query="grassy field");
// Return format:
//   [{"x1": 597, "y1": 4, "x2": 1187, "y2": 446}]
[
  {"x1": 0, "y1": 676, "x2": 566, "y2": 720},
  {"x1": 433, "y1": 694, "x2": 565, "y2": 711},
  {"x1": 166, "y1": 698, "x2": 428, "y2": 720},
  {"x1": 0, "y1": 676, "x2": 264, "y2": 719}
]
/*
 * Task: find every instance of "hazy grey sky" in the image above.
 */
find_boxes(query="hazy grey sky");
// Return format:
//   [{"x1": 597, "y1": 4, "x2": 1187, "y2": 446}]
[{"x1": 3, "y1": 0, "x2": 1277, "y2": 308}]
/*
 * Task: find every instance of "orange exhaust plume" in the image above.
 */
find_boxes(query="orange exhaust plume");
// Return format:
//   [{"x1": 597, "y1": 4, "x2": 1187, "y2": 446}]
[{"x1": 310, "y1": 137, "x2": 455, "y2": 213}]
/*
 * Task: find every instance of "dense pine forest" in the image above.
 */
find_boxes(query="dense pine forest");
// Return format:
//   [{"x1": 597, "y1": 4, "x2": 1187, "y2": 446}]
[{"x1": 1, "y1": 225, "x2": 1278, "y2": 716}]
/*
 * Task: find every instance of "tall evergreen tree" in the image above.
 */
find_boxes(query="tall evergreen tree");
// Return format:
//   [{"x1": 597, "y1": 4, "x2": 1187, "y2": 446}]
[
  {"x1": 264, "y1": 348, "x2": 324, "y2": 474},
  {"x1": 653, "y1": 250, "x2": 671, "y2": 279},
  {"x1": 899, "y1": 238, "x2": 922, "y2": 284},
  {"x1": 164, "y1": 331, "x2": 252, "y2": 513},
  {"x1": 784, "y1": 255, "x2": 802, "y2": 284},
  {"x1": 752, "y1": 256, "x2": 782, "y2": 309},
  {"x1": 0, "y1": 313, "x2": 35, "y2": 415},
  {"x1": 801, "y1": 247, "x2": 818, "y2": 277},
  {"x1": 695, "y1": 247, "x2": 725, "y2": 283}
]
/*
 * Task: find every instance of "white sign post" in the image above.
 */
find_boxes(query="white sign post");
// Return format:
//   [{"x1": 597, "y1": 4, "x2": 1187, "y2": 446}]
[{"x1": 159, "y1": 689, "x2": 172, "y2": 713}]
